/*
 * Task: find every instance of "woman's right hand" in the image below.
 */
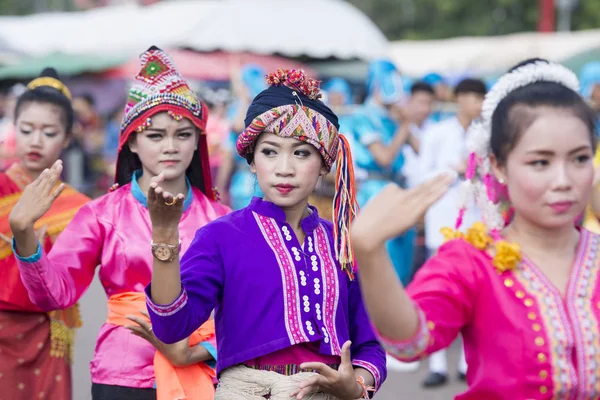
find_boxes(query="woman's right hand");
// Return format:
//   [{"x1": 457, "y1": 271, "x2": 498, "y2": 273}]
[
  {"x1": 351, "y1": 172, "x2": 455, "y2": 253},
  {"x1": 147, "y1": 173, "x2": 185, "y2": 239},
  {"x1": 9, "y1": 160, "x2": 65, "y2": 233}
]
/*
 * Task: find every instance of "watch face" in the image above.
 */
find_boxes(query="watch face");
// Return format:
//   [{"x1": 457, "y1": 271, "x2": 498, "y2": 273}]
[{"x1": 154, "y1": 244, "x2": 172, "y2": 261}]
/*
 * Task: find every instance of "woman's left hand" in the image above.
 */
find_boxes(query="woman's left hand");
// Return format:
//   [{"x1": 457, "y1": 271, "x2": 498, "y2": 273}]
[
  {"x1": 292, "y1": 341, "x2": 363, "y2": 400},
  {"x1": 125, "y1": 310, "x2": 164, "y2": 350}
]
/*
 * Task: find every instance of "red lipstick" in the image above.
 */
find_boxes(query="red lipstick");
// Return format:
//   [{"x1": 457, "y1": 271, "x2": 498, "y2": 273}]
[
  {"x1": 27, "y1": 151, "x2": 42, "y2": 161},
  {"x1": 275, "y1": 184, "x2": 295, "y2": 194},
  {"x1": 549, "y1": 201, "x2": 574, "y2": 214}
]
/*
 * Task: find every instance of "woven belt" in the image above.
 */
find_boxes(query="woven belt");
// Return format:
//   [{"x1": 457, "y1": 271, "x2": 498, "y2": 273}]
[{"x1": 244, "y1": 363, "x2": 340, "y2": 376}]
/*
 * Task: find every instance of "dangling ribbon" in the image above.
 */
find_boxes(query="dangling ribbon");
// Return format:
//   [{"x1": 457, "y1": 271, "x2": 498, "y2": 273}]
[{"x1": 333, "y1": 134, "x2": 359, "y2": 279}]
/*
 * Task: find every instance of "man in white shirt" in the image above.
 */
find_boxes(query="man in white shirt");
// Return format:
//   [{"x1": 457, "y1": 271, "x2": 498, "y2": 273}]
[
  {"x1": 401, "y1": 81, "x2": 435, "y2": 189},
  {"x1": 418, "y1": 78, "x2": 487, "y2": 388}
]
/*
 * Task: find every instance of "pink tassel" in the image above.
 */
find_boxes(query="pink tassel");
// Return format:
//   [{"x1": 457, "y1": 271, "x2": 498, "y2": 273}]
[
  {"x1": 489, "y1": 229, "x2": 502, "y2": 241},
  {"x1": 455, "y1": 207, "x2": 466, "y2": 230},
  {"x1": 483, "y1": 174, "x2": 498, "y2": 204},
  {"x1": 465, "y1": 152, "x2": 477, "y2": 180}
]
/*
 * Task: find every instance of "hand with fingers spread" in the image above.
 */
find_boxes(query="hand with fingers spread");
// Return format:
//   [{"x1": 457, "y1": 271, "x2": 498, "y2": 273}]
[
  {"x1": 292, "y1": 341, "x2": 365, "y2": 400},
  {"x1": 9, "y1": 160, "x2": 66, "y2": 233},
  {"x1": 126, "y1": 310, "x2": 212, "y2": 367},
  {"x1": 147, "y1": 172, "x2": 186, "y2": 238},
  {"x1": 125, "y1": 309, "x2": 163, "y2": 351},
  {"x1": 351, "y1": 172, "x2": 456, "y2": 253}
]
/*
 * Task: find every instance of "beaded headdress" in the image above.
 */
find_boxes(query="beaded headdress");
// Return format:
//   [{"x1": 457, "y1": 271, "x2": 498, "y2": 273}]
[
  {"x1": 236, "y1": 69, "x2": 358, "y2": 278},
  {"x1": 114, "y1": 46, "x2": 214, "y2": 197},
  {"x1": 456, "y1": 60, "x2": 580, "y2": 236}
]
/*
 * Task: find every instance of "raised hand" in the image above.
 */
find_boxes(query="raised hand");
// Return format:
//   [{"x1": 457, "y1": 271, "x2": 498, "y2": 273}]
[
  {"x1": 9, "y1": 160, "x2": 65, "y2": 232},
  {"x1": 352, "y1": 172, "x2": 455, "y2": 253},
  {"x1": 147, "y1": 173, "x2": 185, "y2": 236},
  {"x1": 292, "y1": 341, "x2": 363, "y2": 400}
]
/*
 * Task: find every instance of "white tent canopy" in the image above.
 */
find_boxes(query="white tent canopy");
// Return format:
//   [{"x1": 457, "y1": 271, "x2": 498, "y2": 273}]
[
  {"x1": 390, "y1": 30, "x2": 600, "y2": 77},
  {"x1": 0, "y1": 0, "x2": 389, "y2": 61}
]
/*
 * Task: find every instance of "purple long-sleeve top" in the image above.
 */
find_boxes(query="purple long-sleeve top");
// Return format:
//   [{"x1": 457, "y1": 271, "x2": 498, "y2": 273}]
[{"x1": 145, "y1": 197, "x2": 387, "y2": 390}]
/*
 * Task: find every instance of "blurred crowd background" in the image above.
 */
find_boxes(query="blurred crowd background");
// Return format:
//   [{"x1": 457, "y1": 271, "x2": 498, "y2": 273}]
[{"x1": 0, "y1": 1, "x2": 599, "y2": 398}]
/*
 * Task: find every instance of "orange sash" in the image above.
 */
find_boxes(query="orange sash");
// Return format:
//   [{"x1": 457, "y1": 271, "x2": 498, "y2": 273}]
[{"x1": 107, "y1": 292, "x2": 216, "y2": 400}]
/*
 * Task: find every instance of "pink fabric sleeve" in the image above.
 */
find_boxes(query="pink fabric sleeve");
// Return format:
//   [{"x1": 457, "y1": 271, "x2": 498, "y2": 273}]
[
  {"x1": 16, "y1": 204, "x2": 103, "y2": 311},
  {"x1": 378, "y1": 240, "x2": 481, "y2": 361}
]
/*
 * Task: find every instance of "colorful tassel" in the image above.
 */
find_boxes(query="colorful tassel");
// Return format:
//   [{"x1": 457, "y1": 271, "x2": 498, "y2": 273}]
[{"x1": 333, "y1": 134, "x2": 359, "y2": 279}]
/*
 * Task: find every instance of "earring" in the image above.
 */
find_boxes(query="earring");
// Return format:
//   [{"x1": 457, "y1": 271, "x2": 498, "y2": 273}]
[{"x1": 498, "y1": 177, "x2": 505, "y2": 184}]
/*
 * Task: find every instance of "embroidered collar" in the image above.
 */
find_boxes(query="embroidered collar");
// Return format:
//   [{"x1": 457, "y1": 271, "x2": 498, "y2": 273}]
[
  {"x1": 131, "y1": 170, "x2": 193, "y2": 212},
  {"x1": 249, "y1": 196, "x2": 321, "y2": 233}
]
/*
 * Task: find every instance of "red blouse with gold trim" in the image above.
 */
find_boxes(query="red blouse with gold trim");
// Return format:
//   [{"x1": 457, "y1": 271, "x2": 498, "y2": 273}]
[
  {"x1": 0, "y1": 163, "x2": 90, "y2": 312},
  {"x1": 378, "y1": 230, "x2": 600, "y2": 400}
]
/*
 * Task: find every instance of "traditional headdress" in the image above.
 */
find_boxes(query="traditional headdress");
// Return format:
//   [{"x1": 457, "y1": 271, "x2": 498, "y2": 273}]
[
  {"x1": 422, "y1": 72, "x2": 446, "y2": 87},
  {"x1": 113, "y1": 46, "x2": 213, "y2": 197},
  {"x1": 455, "y1": 60, "x2": 580, "y2": 238},
  {"x1": 323, "y1": 77, "x2": 352, "y2": 106},
  {"x1": 241, "y1": 64, "x2": 268, "y2": 99},
  {"x1": 367, "y1": 59, "x2": 405, "y2": 105},
  {"x1": 236, "y1": 69, "x2": 358, "y2": 277}
]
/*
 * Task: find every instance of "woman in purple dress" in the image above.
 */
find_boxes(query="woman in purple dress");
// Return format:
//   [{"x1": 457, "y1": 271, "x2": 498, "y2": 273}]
[{"x1": 144, "y1": 69, "x2": 387, "y2": 399}]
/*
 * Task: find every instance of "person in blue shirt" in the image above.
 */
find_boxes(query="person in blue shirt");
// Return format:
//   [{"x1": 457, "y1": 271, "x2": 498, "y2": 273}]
[
  {"x1": 348, "y1": 60, "x2": 416, "y2": 286},
  {"x1": 216, "y1": 64, "x2": 268, "y2": 210}
]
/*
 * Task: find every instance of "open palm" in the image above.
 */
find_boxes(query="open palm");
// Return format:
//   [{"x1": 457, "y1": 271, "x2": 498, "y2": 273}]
[{"x1": 9, "y1": 160, "x2": 65, "y2": 232}]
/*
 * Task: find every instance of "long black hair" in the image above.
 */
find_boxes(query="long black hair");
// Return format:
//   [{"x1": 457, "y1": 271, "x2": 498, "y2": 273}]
[{"x1": 114, "y1": 133, "x2": 208, "y2": 193}]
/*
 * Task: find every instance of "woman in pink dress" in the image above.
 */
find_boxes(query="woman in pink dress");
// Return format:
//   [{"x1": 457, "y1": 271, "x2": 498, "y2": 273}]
[
  {"x1": 9, "y1": 47, "x2": 229, "y2": 400},
  {"x1": 352, "y1": 59, "x2": 600, "y2": 399}
]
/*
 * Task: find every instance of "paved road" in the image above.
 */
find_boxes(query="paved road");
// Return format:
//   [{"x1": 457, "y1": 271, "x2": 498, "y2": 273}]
[
  {"x1": 73, "y1": 277, "x2": 465, "y2": 399},
  {"x1": 375, "y1": 342, "x2": 466, "y2": 399}
]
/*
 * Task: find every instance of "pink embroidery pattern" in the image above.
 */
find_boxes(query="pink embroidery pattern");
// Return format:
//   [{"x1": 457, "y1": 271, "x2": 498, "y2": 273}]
[
  {"x1": 566, "y1": 231, "x2": 600, "y2": 399},
  {"x1": 377, "y1": 307, "x2": 430, "y2": 360},
  {"x1": 253, "y1": 212, "x2": 308, "y2": 345},
  {"x1": 515, "y1": 255, "x2": 578, "y2": 396},
  {"x1": 146, "y1": 289, "x2": 188, "y2": 317},
  {"x1": 314, "y1": 225, "x2": 341, "y2": 355}
]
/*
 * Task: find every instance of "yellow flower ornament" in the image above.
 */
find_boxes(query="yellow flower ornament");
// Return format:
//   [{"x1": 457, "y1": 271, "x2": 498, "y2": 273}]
[
  {"x1": 492, "y1": 240, "x2": 522, "y2": 273},
  {"x1": 465, "y1": 222, "x2": 493, "y2": 250},
  {"x1": 440, "y1": 222, "x2": 522, "y2": 273}
]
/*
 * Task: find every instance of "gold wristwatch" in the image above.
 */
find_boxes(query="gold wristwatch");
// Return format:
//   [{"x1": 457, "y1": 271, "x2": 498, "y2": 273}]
[{"x1": 151, "y1": 240, "x2": 181, "y2": 262}]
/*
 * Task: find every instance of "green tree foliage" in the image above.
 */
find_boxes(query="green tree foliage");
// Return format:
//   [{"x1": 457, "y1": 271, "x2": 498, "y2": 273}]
[
  {"x1": 0, "y1": 0, "x2": 76, "y2": 15},
  {"x1": 571, "y1": 0, "x2": 600, "y2": 31},
  {"x1": 347, "y1": 0, "x2": 600, "y2": 40}
]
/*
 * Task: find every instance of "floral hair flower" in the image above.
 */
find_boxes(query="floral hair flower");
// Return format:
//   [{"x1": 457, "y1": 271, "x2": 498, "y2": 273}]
[{"x1": 266, "y1": 69, "x2": 322, "y2": 100}]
